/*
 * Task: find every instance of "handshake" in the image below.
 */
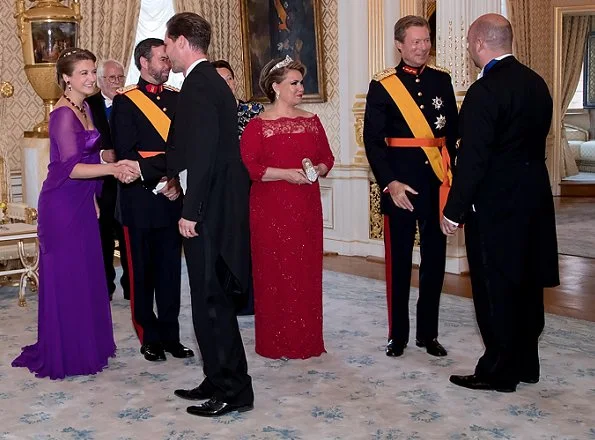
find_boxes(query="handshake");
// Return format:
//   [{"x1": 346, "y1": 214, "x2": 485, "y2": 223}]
[{"x1": 112, "y1": 159, "x2": 141, "y2": 184}]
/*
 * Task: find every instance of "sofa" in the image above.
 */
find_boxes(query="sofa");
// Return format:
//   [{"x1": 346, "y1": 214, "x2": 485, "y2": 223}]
[{"x1": 565, "y1": 123, "x2": 595, "y2": 173}]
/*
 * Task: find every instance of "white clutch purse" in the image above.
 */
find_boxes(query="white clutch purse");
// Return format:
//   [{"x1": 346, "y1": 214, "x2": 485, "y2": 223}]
[{"x1": 302, "y1": 158, "x2": 319, "y2": 182}]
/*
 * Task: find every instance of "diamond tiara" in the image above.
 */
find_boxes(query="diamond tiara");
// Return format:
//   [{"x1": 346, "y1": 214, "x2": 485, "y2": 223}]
[{"x1": 270, "y1": 55, "x2": 293, "y2": 73}]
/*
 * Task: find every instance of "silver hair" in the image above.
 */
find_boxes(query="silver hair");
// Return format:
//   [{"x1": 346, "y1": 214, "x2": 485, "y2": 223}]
[{"x1": 97, "y1": 59, "x2": 125, "y2": 78}]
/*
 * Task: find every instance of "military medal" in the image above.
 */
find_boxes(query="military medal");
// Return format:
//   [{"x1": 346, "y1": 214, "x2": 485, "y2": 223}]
[
  {"x1": 432, "y1": 96, "x2": 443, "y2": 110},
  {"x1": 434, "y1": 115, "x2": 446, "y2": 130}
]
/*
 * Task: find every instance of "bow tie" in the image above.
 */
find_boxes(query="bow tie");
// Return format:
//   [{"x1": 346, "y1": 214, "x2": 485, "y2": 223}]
[
  {"x1": 104, "y1": 98, "x2": 112, "y2": 108},
  {"x1": 145, "y1": 84, "x2": 164, "y2": 94}
]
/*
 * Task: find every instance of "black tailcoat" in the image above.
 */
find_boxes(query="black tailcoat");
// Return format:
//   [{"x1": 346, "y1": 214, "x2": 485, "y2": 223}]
[
  {"x1": 164, "y1": 60, "x2": 253, "y2": 405},
  {"x1": 364, "y1": 61, "x2": 458, "y2": 345},
  {"x1": 85, "y1": 91, "x2": 129, "y2": 297},
  {"x1": 443, "y1": 56, "x2": 559, "y2": 384}
]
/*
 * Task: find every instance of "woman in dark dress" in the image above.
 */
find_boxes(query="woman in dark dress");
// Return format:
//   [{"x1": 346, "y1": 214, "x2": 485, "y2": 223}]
[
  {"x1": 12, "y1": 49, "x2": 138, "y2": 379},
  {"x1": 240, "y1": 57, "x2": 334, "y2": 359},
  {"x1": 213, "y1": 60, "x2": 264, "y2": 316}
]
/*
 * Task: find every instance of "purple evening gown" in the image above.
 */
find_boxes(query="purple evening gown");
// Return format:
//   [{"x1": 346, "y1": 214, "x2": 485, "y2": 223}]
[{"x1": 12, "y1": 105, "x2": 116, "y2": 379}]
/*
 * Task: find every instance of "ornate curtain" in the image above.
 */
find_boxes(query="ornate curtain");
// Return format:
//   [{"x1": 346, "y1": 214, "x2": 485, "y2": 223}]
[
  {"x1": 506, "y1": 0, "x2": 532, "y2": 66},
  {"x1": 173, "y1": 0, "x2": 245, "y2": 97},
  {"x1": 559, "y1": 16, "x2": 591, "y2": 178},
  {"x1": 76, "y1": 0, "x2": 141, "y2": 71}
]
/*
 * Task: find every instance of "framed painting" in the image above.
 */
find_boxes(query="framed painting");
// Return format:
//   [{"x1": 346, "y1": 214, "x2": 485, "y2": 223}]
[{"x1": 240, "y1": 0, "x2": 326, "y2": 103}]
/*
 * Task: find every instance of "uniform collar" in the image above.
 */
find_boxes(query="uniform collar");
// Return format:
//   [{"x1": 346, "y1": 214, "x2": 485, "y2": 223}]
[
  {"x1": 397, "y1": 60, "x2": 426, "y2": 76},
  {"x1": 138, "y1": 77, "x2": 164, "y2": 94}
]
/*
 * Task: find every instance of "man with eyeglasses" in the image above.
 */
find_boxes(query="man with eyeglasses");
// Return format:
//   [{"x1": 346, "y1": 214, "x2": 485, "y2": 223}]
[
  {"x1": 112, "y1": 38, "x2": 193, "y2": 363},
  {"x1": 86, "y1": 59, "x2": 130, "y2": 302}
]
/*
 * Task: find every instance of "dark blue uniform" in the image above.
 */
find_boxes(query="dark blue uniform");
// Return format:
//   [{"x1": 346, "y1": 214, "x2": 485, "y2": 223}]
[
  {"x1": 364, "y1": 61, "x2": 458, "y2": 351},
  {"x1": 111, "y1": 78, "x2": 183, "y2": 348}
]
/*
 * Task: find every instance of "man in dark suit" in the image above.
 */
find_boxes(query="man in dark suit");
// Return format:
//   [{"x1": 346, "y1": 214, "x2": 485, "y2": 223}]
[
  {"x1": 111, "y1": 38, "x2": 194, "y2": 363},
  {"x1": 364, "y1": 15, "x2": 458, "y2": 359},
  {"x1": 441, "y1": 14, "x2": 559, "y2": 392},
  {"x1": 153, "y1": 12, "x2": 253, "y2": 417},
  {"x1": 86, "y1": 59, "x2": 130, "y2": 301}
]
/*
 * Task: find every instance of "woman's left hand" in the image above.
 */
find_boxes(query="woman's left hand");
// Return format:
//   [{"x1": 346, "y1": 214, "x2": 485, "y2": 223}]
[{"x1": 314, "y1": 164, "x2": 328, "y2": 177}]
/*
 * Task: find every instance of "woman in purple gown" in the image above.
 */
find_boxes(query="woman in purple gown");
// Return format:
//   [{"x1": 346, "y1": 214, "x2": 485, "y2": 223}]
[{"x1": 12, "y1": 48, "x2": 138, "y2": 379}]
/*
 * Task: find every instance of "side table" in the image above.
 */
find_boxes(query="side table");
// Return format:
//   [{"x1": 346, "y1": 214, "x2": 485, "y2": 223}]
[{"x1": 0, "y1": 223, "x2": 39, "y2": 306}]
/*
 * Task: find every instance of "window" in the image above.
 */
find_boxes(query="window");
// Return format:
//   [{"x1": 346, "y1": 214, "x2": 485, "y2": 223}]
[
  {"x1": 569, "y1": 63, "x2": 585, "y2": 111},
  {"x1": 125, "y1": 0, "x2": 184, "y2": 89}
]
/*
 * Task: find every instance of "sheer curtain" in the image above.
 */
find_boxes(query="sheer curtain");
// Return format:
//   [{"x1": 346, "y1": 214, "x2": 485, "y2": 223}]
[{"x1": 125, "y1": 0, "x2": 184, "y2": 89}]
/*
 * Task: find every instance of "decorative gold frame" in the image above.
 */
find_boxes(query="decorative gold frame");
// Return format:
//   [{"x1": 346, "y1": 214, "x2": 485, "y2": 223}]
[
  {"x1": 552, "y1": 0, "x2": 595, "y2": 194},
  {"x1": 240, "y1": 0, "x2": 326, "y2": 103}
]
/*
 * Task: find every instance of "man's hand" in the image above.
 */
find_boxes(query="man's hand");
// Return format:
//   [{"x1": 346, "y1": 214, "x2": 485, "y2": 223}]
[
  {"x1": 387, "y1": 180, "x2": 418, "y2": 211},
  {"x1": 179, "y1": 217, "x2": 198, "y2": 238},
  {"x1": 101, "y1": 149, "x2": 117, "y2": 163},
  {"x1": 114, "y1": 160, "x2": 141, "y2": 184},
  {"x1": 159, "y1": 178, "x2": 181, "y2": 201},
  {"x1": 440, "y1": 215, "x2": 458, "y2": 236}
]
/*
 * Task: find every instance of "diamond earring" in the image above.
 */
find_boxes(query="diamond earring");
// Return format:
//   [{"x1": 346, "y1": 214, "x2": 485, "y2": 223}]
[{"x1": 67, "y1": 81, "x2": 72, "y2": 92}]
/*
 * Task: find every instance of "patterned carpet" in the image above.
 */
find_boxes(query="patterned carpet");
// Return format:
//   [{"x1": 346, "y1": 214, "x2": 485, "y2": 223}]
[
  {"x1": 1, "y1": 268, "x2": 594, "y2": 440},
  {"x1": 555, "y1": 198, "x2": 595, "y2": 259}
]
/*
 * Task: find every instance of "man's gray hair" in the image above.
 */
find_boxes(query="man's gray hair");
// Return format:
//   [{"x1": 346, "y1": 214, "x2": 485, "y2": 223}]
[{"x1": 97, "y1": 59, "x2": 125, "y2": 78}]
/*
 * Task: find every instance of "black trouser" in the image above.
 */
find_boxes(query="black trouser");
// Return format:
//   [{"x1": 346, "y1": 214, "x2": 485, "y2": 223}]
[
  {"x1": 383, "y1": 183, "x2": 446, "y2": 345},
  {"x1": 98, "y1": 177, "x2": 129, "y2": 297},
  {"x1": 183, "y1": 232, "x2": 253, "y2": 405},
  {"x1": 465, "y1": 213, "x2": 544, "y2": 384},
  {"x1": 125, "y1": 224, "x2": 182, "y2": 346}
]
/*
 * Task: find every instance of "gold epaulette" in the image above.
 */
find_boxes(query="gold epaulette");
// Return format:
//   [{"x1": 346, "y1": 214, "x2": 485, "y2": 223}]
[
  {"x1": 163, "y1": 84, "x2": 180, "y2": 93},
  {"x1": 427, "y1": 64, "x2": 451, "y2": 75},
  {"x1": 116, "y1": 84, "x2": 138, "y2": 95},
  {"x1": 372, "y1": 67, "x2": 396, "y2": 82}
]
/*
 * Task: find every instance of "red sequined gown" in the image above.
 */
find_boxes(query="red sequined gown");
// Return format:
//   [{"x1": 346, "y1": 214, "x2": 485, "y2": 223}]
[{"x1": 240, "y1": 115, "x2": 335, "y2": 359}]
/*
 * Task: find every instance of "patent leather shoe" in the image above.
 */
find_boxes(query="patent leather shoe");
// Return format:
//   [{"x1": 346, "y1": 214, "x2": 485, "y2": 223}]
[
  {"x1": 450, "y1": 374, "x2": 517, "y2": 393},
  {"x1": 519, "y1": 374, "x2": 539, "y2": 384},
  {"x1": 140, "y1": 343, "x2": 166, "y2": 362},
  {"x1": 187, "y1": 398, "x2": 254, "y2": 417},
  {"x1": 163, "y1": 342, "x2": 195, "y2": 358},
  {"x1": 416, "y1": 338, "x2": 447, "y2": 357},
  {"x1": 385, "y1": 340, "x2": 405, "y2": 357},
  {"x1": 174, "y1": 385, "x2": 213, "y2": 401}
]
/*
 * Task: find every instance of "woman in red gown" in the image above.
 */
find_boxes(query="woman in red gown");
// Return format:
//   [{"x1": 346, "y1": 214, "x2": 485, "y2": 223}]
[{"x1": 240, "y1": 56, "x2": 334, "y2": 359}]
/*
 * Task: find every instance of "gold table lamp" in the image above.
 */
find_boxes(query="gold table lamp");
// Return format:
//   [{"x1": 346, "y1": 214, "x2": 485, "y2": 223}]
[{"x1": 15, "y1": 0, "x2": 82, "y2": 134}]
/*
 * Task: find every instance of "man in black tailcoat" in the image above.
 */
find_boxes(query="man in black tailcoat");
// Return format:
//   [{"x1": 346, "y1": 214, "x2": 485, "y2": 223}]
[
  {"x1": 86, "y1": 59, "x2": 129, "y2": 301},
  {"x1": 442, "y1": 14, "x2": 559, "y2": 392},
  {"x1": 137, "y1": 12, "x2": 254, "y2": 418}
]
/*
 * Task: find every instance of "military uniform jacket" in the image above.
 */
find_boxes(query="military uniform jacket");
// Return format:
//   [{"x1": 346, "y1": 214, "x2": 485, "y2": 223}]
[
  {"x1": 364, "y1": 61, "x2": 458, "y2": 213},
  {"x1": 443, "y1": 56, "x2": 559, "y2": 287},
  {"x1": 111, "y1": 77, "x2": 182, "y2": 229}
]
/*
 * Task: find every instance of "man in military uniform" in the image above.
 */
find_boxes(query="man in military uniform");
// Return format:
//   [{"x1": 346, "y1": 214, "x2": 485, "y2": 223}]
[
  {"x1": 112, "y1": 38, "x2": 194, "y2": 362},
  {"x1": 364, "y1": 15, "x2": 458, "y2": 358}
]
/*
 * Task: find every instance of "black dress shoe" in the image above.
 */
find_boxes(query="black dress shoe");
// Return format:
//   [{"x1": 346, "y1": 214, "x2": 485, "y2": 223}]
[
  {"x1": 450, "y1": 374, "x2": 517, "y2": 393},
  {"x1": 140, "y1": 343, "x2": 166, "y2": 362},
  {"x1": 174, "y1": 385, "x2": 213, "y2": 401},
  {"x1": 416, "y1": 338, "x2": 447, "y2": 357},
  {"x1": 163, "y1": 342, "x2": 195, "y2": 358},
  {"x1": 519, "y1": 374, "x2": 539, "y2": 384},
  {"x1": 386, "y1": 340, "x2": 405, "y2": 357},
  {"x1": 187, "y1": 398, "x2": 253, "y2": 417}
]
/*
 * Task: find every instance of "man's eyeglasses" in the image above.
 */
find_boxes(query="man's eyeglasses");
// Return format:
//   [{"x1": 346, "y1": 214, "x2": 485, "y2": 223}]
[{"x1": 103, "y1": 75, "x2": 125, "y2": 83}]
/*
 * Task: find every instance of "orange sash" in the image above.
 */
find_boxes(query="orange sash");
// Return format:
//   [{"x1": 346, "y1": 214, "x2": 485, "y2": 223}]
[{"x1": 379, "y1": 75, "x2": 452, "y2": 216}]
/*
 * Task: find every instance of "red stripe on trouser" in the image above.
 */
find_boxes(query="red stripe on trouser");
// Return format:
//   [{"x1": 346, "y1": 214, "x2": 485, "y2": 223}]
[
  {"x1": 383, "y1": 215, "x2": 393, "y2": 339},
  {"x1": 123, "y1": 226, "x2": 144, "y2": 344}
]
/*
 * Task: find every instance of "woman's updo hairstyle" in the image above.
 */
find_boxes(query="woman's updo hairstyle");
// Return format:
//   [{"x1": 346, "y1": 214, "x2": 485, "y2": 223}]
[
  {"x1": 56, "y1": 48, "x2": 96, "y2": 90},
  {"x1": 258, "y1": 55, "x2": 306, "y2": 103}
]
